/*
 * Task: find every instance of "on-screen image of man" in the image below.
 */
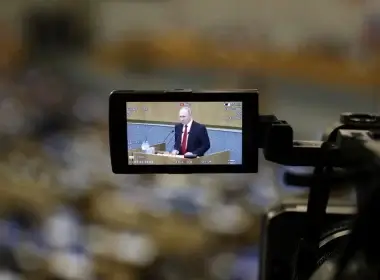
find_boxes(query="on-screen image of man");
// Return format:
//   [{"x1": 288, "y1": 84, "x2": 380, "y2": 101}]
[{"x1": 172, "y1": 107, "x2": 210, "y2": 156}]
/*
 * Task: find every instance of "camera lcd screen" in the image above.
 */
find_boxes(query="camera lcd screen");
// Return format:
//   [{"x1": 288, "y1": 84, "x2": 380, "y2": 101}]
[
  {"x1": 127, "y1": 101, "x2": 242, "y2": 165},
  {"x1": 109, "y1": 90, "x2": 258, "y2": 174}
]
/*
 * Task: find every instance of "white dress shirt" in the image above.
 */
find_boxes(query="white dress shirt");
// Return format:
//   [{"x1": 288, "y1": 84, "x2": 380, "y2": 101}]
[{"x1": 181, "y1": 119, "x2": 193, "y2": 149}]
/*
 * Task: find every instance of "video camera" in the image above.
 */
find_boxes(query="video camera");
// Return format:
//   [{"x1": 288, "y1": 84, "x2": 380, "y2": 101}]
[
  {"x1": 109, "y1": 89, "x2": 380, "y2": 280},
  {"x1": 260, "y1": 112, "x2": 380, "y2": 280}
]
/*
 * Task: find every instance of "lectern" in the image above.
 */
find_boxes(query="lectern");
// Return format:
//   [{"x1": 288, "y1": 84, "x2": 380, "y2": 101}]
[
  {"x1": 130, "y1": 150, "x2": 230, "y2": 165},
  {"x1": 128, "y1": 142, "x2": 166, "y2": 163}
]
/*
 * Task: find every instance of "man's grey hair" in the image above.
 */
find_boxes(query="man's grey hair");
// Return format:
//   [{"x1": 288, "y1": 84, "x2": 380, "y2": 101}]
[{"x1": 179, "y1": 106, "x2": 192, "y2": 116}]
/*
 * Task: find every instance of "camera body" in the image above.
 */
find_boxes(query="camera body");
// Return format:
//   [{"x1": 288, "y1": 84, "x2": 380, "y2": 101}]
[
  {"x1": 259, "y1": 196, "x2": 355, "y2": 280},
  {"x1": 260, "y1": 112, "x2": 380, "y2": 280}
]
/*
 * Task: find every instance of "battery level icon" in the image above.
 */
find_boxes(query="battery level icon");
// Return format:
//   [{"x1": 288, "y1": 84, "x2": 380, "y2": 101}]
[{"x1": 224, "y1": 102, "x2": 231, "y2": 107}]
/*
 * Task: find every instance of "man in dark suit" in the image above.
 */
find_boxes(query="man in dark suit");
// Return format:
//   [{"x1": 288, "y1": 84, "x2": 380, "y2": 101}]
[{"x1": 172, "y1": 107, "x2": 210, "y2": 156}]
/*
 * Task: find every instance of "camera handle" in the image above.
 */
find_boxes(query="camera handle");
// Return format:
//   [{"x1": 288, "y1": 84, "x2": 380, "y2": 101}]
[{"x1": 292, "y1": 142, "x2": 336, "y2": 280}]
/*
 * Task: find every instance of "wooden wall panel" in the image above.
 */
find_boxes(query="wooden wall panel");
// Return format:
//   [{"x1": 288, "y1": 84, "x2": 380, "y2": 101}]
[{"x1": 127, "y1": 102, "x2": 242, "y2": 128}]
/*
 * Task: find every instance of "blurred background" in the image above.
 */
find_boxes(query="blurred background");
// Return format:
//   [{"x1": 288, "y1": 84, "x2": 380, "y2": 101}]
[{"x1": 0, "y1": 0, "x2": 379, "y2": 279}]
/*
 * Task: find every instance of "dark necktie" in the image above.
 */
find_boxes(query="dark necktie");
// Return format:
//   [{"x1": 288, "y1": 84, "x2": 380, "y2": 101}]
[{"x1": 181, "y1": 125, "x2": 188, "y2": 154}]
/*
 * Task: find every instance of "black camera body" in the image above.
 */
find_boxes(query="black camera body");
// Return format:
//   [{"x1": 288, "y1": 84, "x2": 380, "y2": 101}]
[
  {"x1": 259, "y1": 197, "x2": 355, "y2": 280},
  {"x1": 259, "y1": 112, "x2": 380, "y2": 280}
]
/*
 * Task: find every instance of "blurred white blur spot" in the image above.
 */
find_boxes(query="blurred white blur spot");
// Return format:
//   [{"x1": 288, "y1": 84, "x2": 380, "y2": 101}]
[
  {"x1": 58, "y1": 167, "x2": 90, "y2": 193},
  {"x1": 284, "y1": 166, "x2": 315, "y2": 175},
  {"x1": 231, "y1": 254, "x2": 259, "y2": 280},
  {"x1": 124, "y1": 188, "x2": 171, "y2": 216},
  {"x1": 249, "y1": 164, "x2": 281, "y2": 208},
  {"x1": 60, "y1": 133, "x2": 120, "y2": 191},
  {"x1": 14, "y1": 241, "x2": 45, "y2": 271},
  {"x1": 114, "y1": 232, "x2": 157, "y2": 266},
  {"x1": 209, "y1": 253, "x2": 236, "y2": 280},
  {"x1": 43, "y1": 208, "x2": 79, "y2": 249},
  {"x1": 73, "y1": 95, "x2": 107, "y2": 123},
  {"x1": 192, "y1": 187, "x2": 212, "y2": 208},
  {"x1": 201, "y1": 204, "x2": 250, "y2": 234},
  {"x1": 0, "y1": 98, "x2": 26, "y2": 135},
  {"x1": 87, "y1": 225, "x2": 112, "y2": 256},
  {"x1": 145, "y1": 203, "x2": 172, "y2": 218},
  {"x1": 212, "y1": 174, "x2": 253, "y2": 191},
  {"x1": 0, "y1": 271, "x2": 23, "y2": 280},
  {"x1": 48, "y1": 250, "x2": 93, "y2": 279}
]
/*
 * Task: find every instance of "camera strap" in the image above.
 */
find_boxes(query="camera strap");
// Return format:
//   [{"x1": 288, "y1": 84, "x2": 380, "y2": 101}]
[{"x1": 293, "y1": 142, "x2": 335, "y2": 280}]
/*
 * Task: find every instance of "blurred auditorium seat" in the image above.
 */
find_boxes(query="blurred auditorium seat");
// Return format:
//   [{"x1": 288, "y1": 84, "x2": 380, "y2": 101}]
[
  {"x1": 83, "y1": 179, "x2": 263, "y2": 278},
  {"x1": 0, "y1": 143, "x2": 62, "y2": 222}
]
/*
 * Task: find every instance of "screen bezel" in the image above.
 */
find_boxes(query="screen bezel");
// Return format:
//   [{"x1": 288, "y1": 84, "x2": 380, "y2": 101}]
[{"x1": 109, "y1": 89, "x2": 259, "y2": 174}]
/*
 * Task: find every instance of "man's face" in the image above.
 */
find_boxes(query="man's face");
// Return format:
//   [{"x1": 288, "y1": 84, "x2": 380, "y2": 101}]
[{"x1": 179, "y1": 109, "x2": 191, "y2": 125}]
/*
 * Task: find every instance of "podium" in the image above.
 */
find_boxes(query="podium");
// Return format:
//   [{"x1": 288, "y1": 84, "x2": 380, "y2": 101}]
[
  {"x1": 131, "y1": 150, "x2": 230, "y2": 165},
  {"x1": 128, "y1": 142, "x2": 166, "y2": 163}
]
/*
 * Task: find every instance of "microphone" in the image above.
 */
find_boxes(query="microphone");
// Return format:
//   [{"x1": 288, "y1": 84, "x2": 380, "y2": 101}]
[
  {"x1": 163, "y1": 130, "x2": 174, "y2": 143},
  {"x1": 167, "y1": 133, "x2": 175, "y2": 147}
]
